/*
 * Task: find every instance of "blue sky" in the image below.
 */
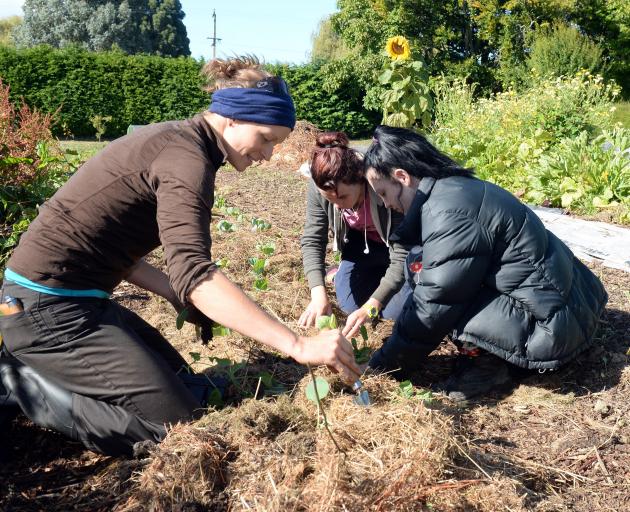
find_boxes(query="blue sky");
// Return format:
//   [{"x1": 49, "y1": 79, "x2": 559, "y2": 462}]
[{"x1": 0, "y1": 0, "x2": 339, "y2": 63}]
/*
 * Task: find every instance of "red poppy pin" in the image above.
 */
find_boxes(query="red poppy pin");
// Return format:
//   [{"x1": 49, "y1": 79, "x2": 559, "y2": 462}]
[{"x1": 409, "y1": 262, "x2": 423, "y2": 273}]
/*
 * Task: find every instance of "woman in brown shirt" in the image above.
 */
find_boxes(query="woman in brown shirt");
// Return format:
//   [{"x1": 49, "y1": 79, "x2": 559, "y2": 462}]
[{"x1": 0, "y1": 58, "x2": 360, "y2": 456}]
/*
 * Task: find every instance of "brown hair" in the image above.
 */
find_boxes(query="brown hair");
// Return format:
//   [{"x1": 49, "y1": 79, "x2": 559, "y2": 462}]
[
  {"x1": 201, "y1": 55, "x2": 272, "y2": 92},
  {"x1": 310, "y1": 132, "x2": 364, "y2": 191}
]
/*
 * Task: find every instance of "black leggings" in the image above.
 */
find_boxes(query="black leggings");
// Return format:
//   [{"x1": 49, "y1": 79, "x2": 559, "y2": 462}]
[{"x1": 0, "y1": 280, "x2": 201, "y2": 456}]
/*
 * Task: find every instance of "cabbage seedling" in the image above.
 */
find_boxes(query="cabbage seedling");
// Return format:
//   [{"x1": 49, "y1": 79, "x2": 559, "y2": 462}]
[{"x1": 217, "y1": 220, "x2": 235, "y2": 232}]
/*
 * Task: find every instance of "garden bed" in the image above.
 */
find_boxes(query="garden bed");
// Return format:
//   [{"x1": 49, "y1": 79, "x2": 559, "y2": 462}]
[{"x1": 1, "y1": 164, "x2": 628, "y2": 511}]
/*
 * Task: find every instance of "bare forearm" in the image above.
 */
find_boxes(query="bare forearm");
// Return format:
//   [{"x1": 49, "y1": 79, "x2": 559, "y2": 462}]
[
  {"x1": 188, "y1": 270, "x2": 298, "y2": 357},
  {"x1": 189, "y1": 269, "x2": 361, "y2": 382},
  {"x1": 125, "y1": 259, "x2": 176, "y2": 303}
]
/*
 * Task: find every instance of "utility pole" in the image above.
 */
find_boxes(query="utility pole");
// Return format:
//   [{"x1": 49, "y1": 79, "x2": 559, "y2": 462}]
[{"x1": 208, "y1": 9, "x2": 221, "y2": 59}]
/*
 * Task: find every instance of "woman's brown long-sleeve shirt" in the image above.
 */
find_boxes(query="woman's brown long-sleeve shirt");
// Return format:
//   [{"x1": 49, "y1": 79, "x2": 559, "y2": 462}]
[{"x1": 8, "y1": 115, "x2": 225, "y2": 305}]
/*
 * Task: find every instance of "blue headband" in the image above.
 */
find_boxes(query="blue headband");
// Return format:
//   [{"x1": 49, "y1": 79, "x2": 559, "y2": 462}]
[{"x1": 209, "y1": 78, "x2": 296, "y2": 130}]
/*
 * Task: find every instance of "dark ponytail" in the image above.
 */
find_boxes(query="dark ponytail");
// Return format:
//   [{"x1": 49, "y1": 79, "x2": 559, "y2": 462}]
[
  {"x1": 365, "y1": 125, "x2": 474, "y2": 180},
  {"x1": 310, "y1": 131, "x2": 364, "y2": 190}
]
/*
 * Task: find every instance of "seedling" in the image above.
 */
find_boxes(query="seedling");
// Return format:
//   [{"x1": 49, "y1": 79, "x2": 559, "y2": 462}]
[
  {"x1": 351, "y1": 325, "x2": 371, "y2": 363},
  {"x1": 315, "y1": 314, "x2": 338, "y2": 330},
  {"x1": 215, "y1": 258, "x2": 229, "y2": 268},
  {"x1": 175, "y1": 308, "x2": 231, "y2": 341},
  {"x1": 247, "y1": 257, "x2": 268, "y2": 275},
  {"x1": 256, "y1": 241, "x2": 276, "y2": 256},
  {"x1": 251, "y1": 217, "x2": 271, "y2": 231},
  {"x1": 217, "y1": 219, "x2": 235, "y2": 232},
  {"x1": 224, "y1": 206, "x2": 241, "y2": 216},
  {"x1": 253, "y1": 278, "x2": 268, "y2": 291},
  {"x1": 305, "y1": 377, "x2": 330, "y2": 403},
  {"x1": 213, "y1": 195, "x2": 227, "y2": 209},
  {"x1": 397, "y1": 380, "x2": 434, "y2": 404}
]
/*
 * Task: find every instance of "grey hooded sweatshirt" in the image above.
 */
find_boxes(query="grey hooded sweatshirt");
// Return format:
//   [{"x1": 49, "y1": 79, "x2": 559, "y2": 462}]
[{"x1": 300, "y1": 178, "x2": 408, "y2": 306}]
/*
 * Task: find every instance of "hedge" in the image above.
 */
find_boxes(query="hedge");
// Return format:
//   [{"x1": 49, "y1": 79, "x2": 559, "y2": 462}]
[
  {"x1": 0, "y1": 45, "x2": 209, "y2": 137},
  {"x1": 0, "y1": 46, "x2": 376, "y2": 138}
]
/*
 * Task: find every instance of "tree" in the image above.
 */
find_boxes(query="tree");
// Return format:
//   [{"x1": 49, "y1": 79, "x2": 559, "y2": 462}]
[
  {"x1": 0, "y1": 16, "x2": 22, "y2": 47},
  {"x1": 13, "y1": 0, "x2": 190, "y2": 57},
  {"x1": 527, "y1": 24, "x2": 606, "y2": 78},
  {"x1": 310, "y1": 16, "x2": 349, "y2": 62}
]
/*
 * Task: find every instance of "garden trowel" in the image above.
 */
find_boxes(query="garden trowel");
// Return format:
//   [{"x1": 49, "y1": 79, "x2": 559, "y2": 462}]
[{"x1": 352, "y1": 380, "x2": 371, "y2": 407}]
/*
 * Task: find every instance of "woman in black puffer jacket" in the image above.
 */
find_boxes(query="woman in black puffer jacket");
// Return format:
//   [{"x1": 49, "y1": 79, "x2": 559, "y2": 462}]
[{"x1": 364, "y1": 125, "x2": 608, "y2": 402}]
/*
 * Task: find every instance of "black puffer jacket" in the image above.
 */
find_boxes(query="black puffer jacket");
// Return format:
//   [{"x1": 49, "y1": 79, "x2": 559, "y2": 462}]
[{"x1": 369, "y1": 176, "x2": 608, "y2": 371}]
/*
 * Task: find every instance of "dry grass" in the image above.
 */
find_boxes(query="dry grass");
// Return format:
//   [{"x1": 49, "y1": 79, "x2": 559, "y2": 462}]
[{"x1": 2, "y1": 135, "x2": 629, "y2": 511}]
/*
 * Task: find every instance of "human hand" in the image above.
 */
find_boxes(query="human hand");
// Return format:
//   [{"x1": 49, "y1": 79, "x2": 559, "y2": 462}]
[
  {"x1": 342, "y1": 308, "x2": 370, "y2": 338},
  {"x1": 173, "y1": 302, "x2": 214, "y2": 345},
  {"x1": 342, "y1": 299, "x2": 381, "y2": 338},
  {"x1": 291, "y1": 330, "x2": 361, "y2": 384},
  {"x1": 298, "y1": 286, "x2": 332, "y2": 328}
]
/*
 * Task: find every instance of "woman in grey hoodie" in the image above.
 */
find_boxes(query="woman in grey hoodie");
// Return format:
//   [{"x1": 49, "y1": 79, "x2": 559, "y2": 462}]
[{"x1": 300, "y1": 132, "x2": 410, "y2": 338}]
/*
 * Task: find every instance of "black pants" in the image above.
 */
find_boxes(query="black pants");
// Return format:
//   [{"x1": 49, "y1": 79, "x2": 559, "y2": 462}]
[{"x1": 0, "y1": 280, "x2": 201, "y2": 456}]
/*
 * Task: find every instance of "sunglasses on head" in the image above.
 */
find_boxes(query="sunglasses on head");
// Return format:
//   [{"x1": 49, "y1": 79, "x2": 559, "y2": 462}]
[{"x1": 252, "y1": 76, "x2": 290, "y2": 95}]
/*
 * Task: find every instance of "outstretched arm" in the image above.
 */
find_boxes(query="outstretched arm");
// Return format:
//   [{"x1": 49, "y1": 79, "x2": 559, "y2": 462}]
[{"x1": 189, "y1": 270, "x2": 361, "y2": 383}]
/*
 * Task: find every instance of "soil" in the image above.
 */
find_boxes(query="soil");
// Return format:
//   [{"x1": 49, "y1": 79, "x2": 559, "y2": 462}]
[{"x1": 1, "y1": 163, "x2": 628, "y2": 511}]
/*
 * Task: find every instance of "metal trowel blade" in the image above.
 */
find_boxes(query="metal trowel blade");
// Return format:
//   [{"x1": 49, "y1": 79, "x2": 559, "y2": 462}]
[{"x1": 353, "y1": 389, "x2": 371, "y2": 407}]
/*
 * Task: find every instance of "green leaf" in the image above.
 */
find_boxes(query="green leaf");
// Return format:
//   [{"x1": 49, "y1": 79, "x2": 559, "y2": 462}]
[
  {"x1": 329, "y1": 313, "x2": 338, "y2": 329},
  {"x1": 254, "y1": 278, "x2": 268, "y2": 291},
  {"x1": 359, "y1": 325, "x2": 368, "y2": 341},
  {"x1": 305, "y1": 377, "x2": 330, "y2": 403},
  {"x1": 212, "y1": 324, "x2": 231, "y2": 336},
  {"x1": 189, "y1": 352, "x2": 201, "y2": 362},
  {"x1": 316, "y1": 315, "x2": 330, "y2": 330},
  {"x1": 257, "y1": 241, "x2": 276, "y2": 256},
  {"x1": 378, "y1": 69, "x2": 393, "y2": 84},
  {"x1": 398, "y1": 380, "x2": 415, "y2": 399},
  {"x1": 206, "y1": 388, "x2": 223, "y2": 408},
  {"x1": 176, "y1": 308, "x2": 189, "y2": 330}
]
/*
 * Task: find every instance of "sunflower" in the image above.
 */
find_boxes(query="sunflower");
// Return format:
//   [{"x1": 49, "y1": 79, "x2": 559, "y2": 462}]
[{"x1": 385, "y1": 36, "x2": 411, "y2": 61}]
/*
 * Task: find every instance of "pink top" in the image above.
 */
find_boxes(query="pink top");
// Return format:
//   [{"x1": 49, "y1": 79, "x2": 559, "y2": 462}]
[{"x1": 342, "y1": 192, "x2": 383, "y2": 243}]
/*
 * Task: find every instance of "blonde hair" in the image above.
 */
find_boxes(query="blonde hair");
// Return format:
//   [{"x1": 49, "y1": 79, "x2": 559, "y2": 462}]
[{"x1": 201, "y1": 55, "x2": 271, "y2": 92}]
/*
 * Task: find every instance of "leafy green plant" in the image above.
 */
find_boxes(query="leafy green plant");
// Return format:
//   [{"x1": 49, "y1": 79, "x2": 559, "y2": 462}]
[
  {"x1": 213, "y1": 195, "x2": 227, "y2": 209},
  {"x1": 397, "y1": 380, "x2": 434, "y2": 404},
  {"x1": 305, "y1": 377, "x2": 330, "y2": 403},
  {"x1": 250, "y1": 217, "x2": 271, "y2": 231},
  {"x1": 247, "y1": 257, "x2": 268, "y2": 275},
  {"x1": 217, "y1": 220, "x2": 235, "y2": 233},
  {"x1": 256, "y1": 241, "x2": 276, "y2": 257},
  {"x1": 378, "y1": 36, "x2": 432, "y2": 129},
  {"x1": 215, "y1": 258, "x2": 229, "y2": 268},
  {"x1": 525, "y1": 128, "x2": 630, "y2": 221},
  {"x1": 253, "y1": 278, "x2": 268, "y2": 291},
  {"x1": 0, "y1": 82, "x2": 79, "y2": 273},
  {"x1": 315, "y1": 313, "x2": 338, "y2": 330},
  {"x1": 351, "y1": 325, "x2": 371, "y2": 364},
  {"x1": 89, "y1": 114, "x2": 112, "y2": 142},
  {"x1": 430, "y1": 71, "x2": 624, "y2": 221}
]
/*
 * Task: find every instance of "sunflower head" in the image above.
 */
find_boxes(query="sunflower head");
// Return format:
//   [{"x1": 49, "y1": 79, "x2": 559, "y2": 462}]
[{"x1": 385, "y1": 36, "x2": 411, "y2": 61}]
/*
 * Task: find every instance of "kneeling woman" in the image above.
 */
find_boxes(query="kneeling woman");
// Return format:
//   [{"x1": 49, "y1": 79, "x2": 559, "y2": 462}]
[
  {"x1": 364, "y1": 125, "x2": 608, "y2": 401},
  {"x1": 0, "y1": 59, "x2": 360, "y2": 456},
  {"x1": 299, "y1": 132, "x2": 410, "y2": 338}
]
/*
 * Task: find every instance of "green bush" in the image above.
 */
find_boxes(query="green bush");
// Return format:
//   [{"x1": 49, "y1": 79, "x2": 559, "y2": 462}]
[
  {"x1": 267, "y1": 62, "x2": 379, "y2": 138},
  {"x1": 525, "y1": 128, "x2": 630, "y2": 223},
  {"x1": 0, "y1": 47, "x2": 376, "y2": 139},
  {"x1": 0, "y1": 81, "x2": 78, "y2": 271},
  {"x1": 527, "y1": 24, "x2": 606, "y2": 80},
  {"x1": 430, "y1": 72, "x2": 628, "y2": 222},
  {"x1": 0, "y1": 45, "x2": 209, "y2": 137}
]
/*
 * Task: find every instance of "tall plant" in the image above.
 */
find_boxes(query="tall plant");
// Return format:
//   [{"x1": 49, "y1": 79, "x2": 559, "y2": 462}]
[{"x1": 378, "y1": 36, "x2": 432, "y2": 128}]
